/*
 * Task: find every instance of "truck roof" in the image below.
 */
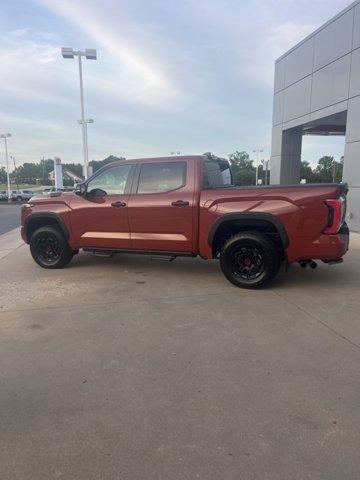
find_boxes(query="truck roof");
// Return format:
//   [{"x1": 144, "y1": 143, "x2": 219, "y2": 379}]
[{"x1": 110, "y1": 155, "x2": 205, "y2": 166}]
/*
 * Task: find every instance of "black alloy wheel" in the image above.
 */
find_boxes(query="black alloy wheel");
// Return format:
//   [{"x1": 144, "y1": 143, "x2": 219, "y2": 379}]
[
  {"x1": 30, "y1": 226, "x2": 73, "y2": 269},
  {"x1": 230, "y1": 245, "x2": 265, "y2": 281},
  {"x1": 220, "y1": 232, "x2": 281, "y2": 289}
]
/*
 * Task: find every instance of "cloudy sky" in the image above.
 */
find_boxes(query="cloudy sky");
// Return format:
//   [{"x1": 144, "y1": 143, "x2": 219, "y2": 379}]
[{"x1": 0, "y1": 0, "x2": 350, "y2": 168}]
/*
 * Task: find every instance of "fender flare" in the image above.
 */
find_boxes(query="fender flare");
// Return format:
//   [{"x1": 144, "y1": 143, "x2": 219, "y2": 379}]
[
  {"x1": 208, "y1": 212, "x2": 289, "y2": 249},
  {"x1": 24, "y1": 212, "x2": 70, "y2": 242}
]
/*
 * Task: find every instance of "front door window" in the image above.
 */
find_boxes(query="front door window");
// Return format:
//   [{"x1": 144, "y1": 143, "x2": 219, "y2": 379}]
[{"x1": 87, "y1": 164, "x2": 132, "y2": 195}]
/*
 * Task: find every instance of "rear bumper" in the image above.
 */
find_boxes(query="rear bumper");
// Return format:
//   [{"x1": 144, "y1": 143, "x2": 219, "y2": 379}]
[
  {"x1": 287, "y1": 223, "x2": 350, "y2": 263},
  {"x1": 323, "y1": 223, "x2": 350, "y2": 260}
]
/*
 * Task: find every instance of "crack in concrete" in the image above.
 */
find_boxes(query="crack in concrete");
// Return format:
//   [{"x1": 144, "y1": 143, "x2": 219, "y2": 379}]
[{"x1": 272, "y1": 289, "x2": 360, "y2": 352}]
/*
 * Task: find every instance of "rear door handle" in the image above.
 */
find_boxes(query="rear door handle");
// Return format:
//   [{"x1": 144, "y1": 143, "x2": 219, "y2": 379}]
[
  {"x1": 171, "y1": 200, "x2": 189, "y2": 207},
  {"x1": 111, "y1": 201, "x2": 127, "y2": 208}
]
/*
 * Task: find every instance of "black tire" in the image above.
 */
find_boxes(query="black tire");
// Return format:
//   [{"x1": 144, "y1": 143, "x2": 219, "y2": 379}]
[
  {"x1": 30, "y1": 226, "x2": 73, "y2": 269},
  {"x1": 220, "y1": 232, "x2": 281, "y2": 289},
  {"x1": 17, "y1": 196, "x2": 22, "y2": 202}
]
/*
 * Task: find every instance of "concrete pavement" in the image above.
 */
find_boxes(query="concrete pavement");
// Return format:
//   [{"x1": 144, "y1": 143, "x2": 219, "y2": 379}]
[
  {"x1": 0, "y1": 235, "x2": 360, "y2": 479},
  {"x1": 0, "y1": 227, "x2": 23, "y2": 260}
]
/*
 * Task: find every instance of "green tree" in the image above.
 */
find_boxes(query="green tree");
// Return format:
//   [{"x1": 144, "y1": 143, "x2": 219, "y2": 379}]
[
  {"x1": 0, "y1": 166, "x2": 7, "y2": 184},
  {"x1": 90, "y1": 155, "x2": 125, "y2": 173},
  {"x1": 312, "y1": 156, "x2": 343, "y2": 183},
  {"x1": 334, "y1": 157, "x2": 343, "y2": 183},
  {"x1": 300, "y1": 161, "x2": 313, "y2": 183},
  {"x1": 228, "y1": 151, "x2": 255, "y2": 186},
  {"x1": 314, "y1": 155, "x2": 334, "y2": 182}
]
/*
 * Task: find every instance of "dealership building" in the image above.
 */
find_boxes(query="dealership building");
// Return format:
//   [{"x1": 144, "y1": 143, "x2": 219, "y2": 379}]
[{"x1": 270, "y1": 0, "x2": 360, "y2": 231}]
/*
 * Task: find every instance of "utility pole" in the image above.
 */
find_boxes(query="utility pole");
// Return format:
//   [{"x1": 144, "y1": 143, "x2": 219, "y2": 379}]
[
  {"x1": 0, "y1": 133, "x2": 12, "y2": 203},
  {"x1": 261, "y1": 159, "x2": 269, "y2": 185},
  {"x1": 265, "y1": 159, "x2": 269, "y2": 185},
  {"x1": 332, "y1": 160, "x2": 337, "y2": 183},
  {"x1": 253, "y1": 149, "x2": 263, "y2": 185},
  {"x1": 42, "y1": 157, "x2": 45, "y2": 185},
  {"x1": 10, "y1": 155, "x2": 18, "y2": 188},
  {"x1": 61, "y1": 48, "x2": 97, "y2": 179}
]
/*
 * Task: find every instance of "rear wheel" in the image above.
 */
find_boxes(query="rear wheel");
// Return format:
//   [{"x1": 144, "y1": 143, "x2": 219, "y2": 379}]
[
  {"x1": 220, "y1": 232, "x2": 281, "y2": 289},
  {"x1": 30, "y1": 226, "x2": 73, "y2": 269},
  {"x1": 17, "y1": 196, "x2": 22, "y2": 202}
]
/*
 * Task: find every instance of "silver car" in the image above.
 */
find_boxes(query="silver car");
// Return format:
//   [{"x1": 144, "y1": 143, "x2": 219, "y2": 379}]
[
  {"x1": 11, "y1": 189, "x2": 34, "y2": 202},
  {"x1": 0, "y1": 190, "x2": 8, "y2": 201}
]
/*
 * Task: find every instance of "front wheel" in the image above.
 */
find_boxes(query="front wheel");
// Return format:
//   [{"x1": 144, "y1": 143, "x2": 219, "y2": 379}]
[
  {"x1": 220, "y1": 232, "x2": 281, "y2": 289},
  {"x1": 30, "y1": 226, "x2": 73, "y2": 269}
]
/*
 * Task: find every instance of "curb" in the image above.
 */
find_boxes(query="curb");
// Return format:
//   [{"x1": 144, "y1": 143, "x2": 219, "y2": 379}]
[{"x1": 0, "y1": 227, "x2": 24, "y2": 260}]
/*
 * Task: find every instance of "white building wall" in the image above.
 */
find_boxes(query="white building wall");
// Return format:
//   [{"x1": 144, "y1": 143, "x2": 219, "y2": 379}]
[{"x1": 271, "y1": 0, "x2": 360, "y2": 232}]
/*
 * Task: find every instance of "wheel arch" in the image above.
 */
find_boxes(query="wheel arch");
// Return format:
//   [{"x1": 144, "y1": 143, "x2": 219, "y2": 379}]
[
  {"x1": 208, "y1": 212, "x2": 289, "y2": 257},
  {"x1": 24, "y1": 212, "x2": 70, "y2": 243}
]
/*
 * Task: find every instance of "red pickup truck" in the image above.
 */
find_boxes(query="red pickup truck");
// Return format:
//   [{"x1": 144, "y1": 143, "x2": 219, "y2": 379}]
[{"x1": 21, "y1": 154, "x2": 349, "y2": 288}]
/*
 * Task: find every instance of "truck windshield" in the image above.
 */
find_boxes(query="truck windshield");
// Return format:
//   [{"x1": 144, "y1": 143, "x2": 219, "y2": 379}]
[{"x1": 203, "y1": 158, "x2": 233, "y2": 188}]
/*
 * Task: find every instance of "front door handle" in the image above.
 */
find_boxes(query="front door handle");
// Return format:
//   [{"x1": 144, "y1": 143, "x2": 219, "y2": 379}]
[
  {"x1": 111, "y1": 201, "x2": 127, "y2": 208},
  {"x1": 171, "y1": 200, "x2": 189, "y2": 207}
]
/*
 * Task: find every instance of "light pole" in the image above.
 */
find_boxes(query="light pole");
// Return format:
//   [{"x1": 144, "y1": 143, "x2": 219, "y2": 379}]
[
  {"x1": 252, "y1": 149, "x2": 263, "y2": 185},
  {"x1": 78, "y1": 118, "x2": 94, "y2": 177},
  {"x1": 0, "y1": 133, "x2": 12, "y2": 202},
  {"x1": 61, "y1": 48, "x2": 97, "y2": 179},
  {"x1": 261, "y1": 159, "x2": 270, "y2": 185},
  {"x1": 10, "y1": 155, "x2": 18, "y2": 188}
]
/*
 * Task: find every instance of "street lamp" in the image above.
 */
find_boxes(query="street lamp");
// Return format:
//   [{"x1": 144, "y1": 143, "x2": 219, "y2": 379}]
[
  {"x1": 0, "y1": 133, "x2": 12, "y2": 202},
  {"x1": 61, "y1": 47, "x2": 97, "y2": 179},
  {"x1": 10, "y1": 155, "x2": 18, "y2": 188},
  {"x1": 261, "y1": 159, "x2": 270, "y2": 185},
  {"x1": 252, "y1": 149, "x2": 263, "y2": 185},
  {"x1": 78, "y1": 118, "x2": 94, "y2": 177}
]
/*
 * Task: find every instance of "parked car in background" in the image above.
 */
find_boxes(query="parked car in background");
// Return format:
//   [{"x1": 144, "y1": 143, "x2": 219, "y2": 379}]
[
  {"x1": 11, "y1": 190, "x2": 34, "y2": 202},
  {"x1": 0, "y1": 190, "x2": 8, "y2": 201}
]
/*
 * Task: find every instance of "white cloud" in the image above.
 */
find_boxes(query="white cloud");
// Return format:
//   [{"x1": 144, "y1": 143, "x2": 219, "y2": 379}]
[
  {"x1": 36, "y1": 0, "x2": 184, "y2": 106},
  {"x1": 9, "y1": 28, "x2": 29, "y2": 38},
  {"x1": 238, "y1": 22, "x2": 316, "y2": 90},
  {"x1": 0, "y1": 0, "x2": 352, "y2": 166}
]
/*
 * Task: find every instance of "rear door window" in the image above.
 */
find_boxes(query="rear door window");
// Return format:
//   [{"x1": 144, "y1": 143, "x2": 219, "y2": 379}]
[{"x1": 137, "y1": 162, "x2": 186, "y2": 194}]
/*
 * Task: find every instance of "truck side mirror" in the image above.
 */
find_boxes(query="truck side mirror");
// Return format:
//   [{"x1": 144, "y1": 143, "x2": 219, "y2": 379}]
[{"x1": 75, "y1": 183, "x2": 87, "y2": 196}]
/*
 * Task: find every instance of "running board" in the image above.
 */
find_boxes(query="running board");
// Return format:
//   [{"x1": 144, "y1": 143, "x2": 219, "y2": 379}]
[
  {"x1": 83, "y1": 248, "x2": 116, "y2": 258},
  {"x1": 82, "y1": 247, "x2": 195, "y2": 258},
  {"x1": 150, "y1": 254, "x2": 176, "y2": 262}
]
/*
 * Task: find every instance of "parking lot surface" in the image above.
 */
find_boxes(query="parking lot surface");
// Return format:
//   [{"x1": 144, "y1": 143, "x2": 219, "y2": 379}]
[
  {"x1": 0, "y1": 203, "x2": 21, "y2": 234},
  {"x1": 1, "y1": 236, "x2": 360, "y2": 479}
]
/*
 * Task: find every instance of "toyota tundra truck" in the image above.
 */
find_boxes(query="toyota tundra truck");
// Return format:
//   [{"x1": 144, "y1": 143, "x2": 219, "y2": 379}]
[{"x1": 20, "y1": 154, "x2": 349, "y2": 289}]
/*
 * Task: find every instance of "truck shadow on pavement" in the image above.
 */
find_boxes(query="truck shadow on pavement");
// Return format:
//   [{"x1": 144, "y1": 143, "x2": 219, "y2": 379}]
[{"x1": 68, "y1": 251, "x2": 355, "y2": 291}]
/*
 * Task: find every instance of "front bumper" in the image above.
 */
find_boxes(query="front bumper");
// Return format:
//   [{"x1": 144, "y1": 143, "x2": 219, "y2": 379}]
[{"x1": 20, "y1": 226, "x2": 27, "y2": 243}]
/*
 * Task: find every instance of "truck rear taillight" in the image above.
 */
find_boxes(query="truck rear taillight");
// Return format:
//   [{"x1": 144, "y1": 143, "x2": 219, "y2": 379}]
[{"x1": 323, "y1": 196, "x2": 346, "y2": 234}]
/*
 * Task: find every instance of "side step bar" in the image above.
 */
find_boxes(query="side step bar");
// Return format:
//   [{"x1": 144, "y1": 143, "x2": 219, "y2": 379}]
[
  {"x1": 82, "y1": 247, "x2": 196, "y2": 259},
  {"x1": 83, "y1": 248, "x2": 116, "y2": 258},
  {"x1": 150, "y1": 255, "x2": 176, "y2": 262}
]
